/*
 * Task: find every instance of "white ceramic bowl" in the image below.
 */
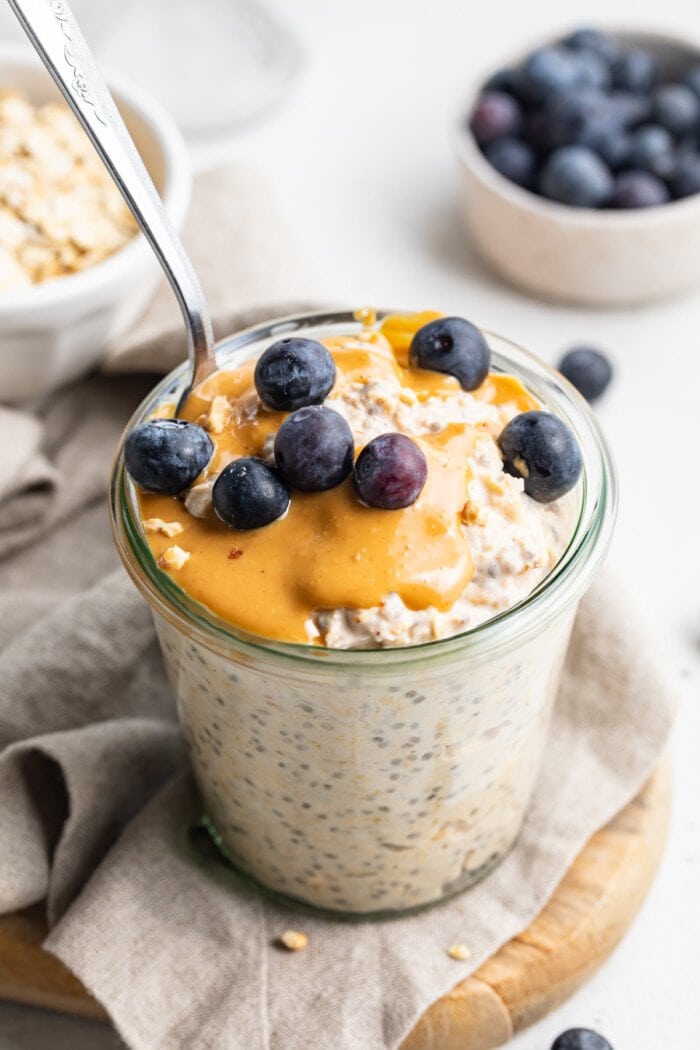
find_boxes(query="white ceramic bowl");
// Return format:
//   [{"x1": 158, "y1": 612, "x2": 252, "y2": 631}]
[
  {"x1": 456, "y1": 30, "x2": 700, "y2": 307},
  {"x1": 0, "y1": 43, "x2": 191, "y2": 403}
]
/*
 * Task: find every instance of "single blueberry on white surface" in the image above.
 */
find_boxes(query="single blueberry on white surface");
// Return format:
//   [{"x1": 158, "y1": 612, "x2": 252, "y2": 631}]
[
  {"x1": 558, "y1": 347, "x2": 613, "y2": 402},
  {"x1": 551, "y1": 1029, "x2": 614, "y2": 1050}
]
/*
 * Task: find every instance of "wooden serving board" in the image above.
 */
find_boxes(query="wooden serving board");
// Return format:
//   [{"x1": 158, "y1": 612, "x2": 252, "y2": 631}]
[{"x1": 0, "y1": 763, "x2": 670, "y2": 1050}]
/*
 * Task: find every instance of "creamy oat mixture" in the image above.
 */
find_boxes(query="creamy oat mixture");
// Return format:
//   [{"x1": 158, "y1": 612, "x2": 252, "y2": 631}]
[
  {"x1": 0, "y1": 91, "x2": 136, "y2": 290},
  {"x1": 315, "y1": 366, "x2": 572, "y2": 646},
  {"x1": 148, "y1": 334, "x2": 573, "y2": 649}
]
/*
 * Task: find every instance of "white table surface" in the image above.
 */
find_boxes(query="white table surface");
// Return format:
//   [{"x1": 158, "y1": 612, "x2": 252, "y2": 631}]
[{"x1": 1, "y1": 0, "x2": 699, "y2": 1046}]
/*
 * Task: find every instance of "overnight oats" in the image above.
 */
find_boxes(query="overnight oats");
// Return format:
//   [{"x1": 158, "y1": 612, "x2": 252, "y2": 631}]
[{"x1": 111, "y1": 309, "x2": 616, "y2": 914}]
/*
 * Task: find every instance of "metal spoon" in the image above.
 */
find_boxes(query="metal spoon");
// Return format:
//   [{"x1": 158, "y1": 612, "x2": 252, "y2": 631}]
[{"x1": 8, "y1": 0, "x2": 217, "y2": 405}]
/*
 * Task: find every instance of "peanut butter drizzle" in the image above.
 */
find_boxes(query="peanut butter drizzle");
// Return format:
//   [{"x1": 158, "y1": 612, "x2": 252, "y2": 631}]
[{"x1": 138, "y1": 317, "x2": 537, "y2": 643}]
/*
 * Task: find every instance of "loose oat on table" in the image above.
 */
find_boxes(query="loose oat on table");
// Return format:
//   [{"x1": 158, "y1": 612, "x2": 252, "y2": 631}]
[
  {"x1": 0, "y1": 90, "x2": 136, "y2": 291},
  {"x1": 279, "y1": 930, "x2": 309, "y2": 952},
  {"x1": 447, "y1": 943, "x2": 472, "y2": 962}
]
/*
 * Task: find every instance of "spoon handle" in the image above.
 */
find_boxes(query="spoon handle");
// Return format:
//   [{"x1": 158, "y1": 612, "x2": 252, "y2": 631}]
[{"x1": 8, "y1": 0, "x2": 216, "y2": 388}]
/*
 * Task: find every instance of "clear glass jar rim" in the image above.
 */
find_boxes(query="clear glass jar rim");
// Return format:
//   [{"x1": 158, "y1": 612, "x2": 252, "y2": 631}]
[{"x1": 110, "y1": 308, "x2": 618, "y2": 671}]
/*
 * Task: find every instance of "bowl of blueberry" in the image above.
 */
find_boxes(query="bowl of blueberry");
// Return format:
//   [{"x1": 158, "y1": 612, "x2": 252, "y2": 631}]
[{"x1": 457, "y1": 26, "x2": 700, "y2": 305}]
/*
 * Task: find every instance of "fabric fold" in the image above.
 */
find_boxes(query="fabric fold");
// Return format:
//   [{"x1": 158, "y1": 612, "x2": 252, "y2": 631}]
[{"x1": 0, "y1": 405, "x2": 59, "y2": 554}]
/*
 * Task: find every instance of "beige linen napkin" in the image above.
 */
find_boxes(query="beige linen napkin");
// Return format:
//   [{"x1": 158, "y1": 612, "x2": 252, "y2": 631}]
[{"x1": 0, "y1": 168, "x2": 676, "y2": 1050}]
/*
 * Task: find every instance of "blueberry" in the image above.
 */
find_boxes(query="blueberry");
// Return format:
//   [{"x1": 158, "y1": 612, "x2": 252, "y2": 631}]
[
  {"x1": 527, "y1": 109, "x2": 555, "y2": 154},
  {"x1": 610, "y1": 169, "x2": 670, "y2": 208},
  {"x1": 124, "y1": 419, "x2": 213, "y2": 495},
  {"x1": 607, "y1": 90, "x2": 651, "y2": 129},
  {"x1": 212, "y1": 458, "x2": 289, "y2": 530},
  {"x1": 652, "y1": 83, "x2": 700, "y2": 136},
  {"x1": 682, "y1": 65, "x2": 700, "y2": 98},
  {"x1": 537, "y1": 90, "x2": 624, "y2": 162},
  {"x1": 353, "y1": 433, "x2": 428, "y2": 510},
  {"x1": 558, "y1": 346, "x2": 613, "y2": 402},
  {"x1": 574, "y1": 49, "x2": 612, "y2": 92},
  {"x1": 484, "y1": 68, "x2": 518, "y2": 93},
  {"x1": 612, "y1": 48, "x2": 658, "y2": 94},
  {"x1": 551, "y1": 1028, "x2": 613, "y2": 1050},
  {"x1": 563, "y1": 28, "x2": 618, "y2": 65},
  {"x1": 521, "y1": 46, "x2": 588, "y2": 103},
  {"x1": 484, "y1": 137, "x2": 537, "y2": 188},
  {"x1": 498, "y1": 412, "x2": 582, "y2": 502},
  {"x1": 274, "y1": 405, "x2": 354, "y2": 492},
  {"x1": 539, "y1": 145, "x2": 614, "y2": 207},
  {"x1": 254, "y1": 337, "x2": 336, "y2": 412},
  {"x1": 409, "y1": 317, "x2": 490, "y2": 391},
  {"x1": 670, "y1": 151, "x2": 700, "y2": 197},
  {"x1": 593, "y1": 127, "x2": 631, "y2": 170},
  {"x1": 469, "y1": 91, "x2": 523, "y2": 145},
  {"x1": 537, "y1": 89, "x2": 608, "y2": 150},
  {"x1": 574, "y1": 99, "x2": 629, "y2": 166},
  {"x1": 625, "y1": 123, "x2": 675, "y2": 177},
  {"x1": 483, "y1": 68, "x2": 529, "y2": 105}
]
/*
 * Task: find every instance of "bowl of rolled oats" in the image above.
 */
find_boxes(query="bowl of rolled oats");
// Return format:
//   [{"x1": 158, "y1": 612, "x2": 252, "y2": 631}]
[{"x1": 0, "y1": 43, "x2": 191, "y2": 403}]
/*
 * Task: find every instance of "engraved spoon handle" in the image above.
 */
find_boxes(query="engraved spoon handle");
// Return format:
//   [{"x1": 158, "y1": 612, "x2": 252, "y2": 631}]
[{"x1": 8, "y1": 0, "x2": 216, "y2": 389}]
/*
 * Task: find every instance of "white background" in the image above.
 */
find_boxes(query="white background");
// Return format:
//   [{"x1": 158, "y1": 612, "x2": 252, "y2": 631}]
[{"x1": 1, "y1": 0, "x2": 699, "y2": 1047}]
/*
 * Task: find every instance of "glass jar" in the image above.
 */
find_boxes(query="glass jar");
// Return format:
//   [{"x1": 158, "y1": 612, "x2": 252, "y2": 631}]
[{"x1": 110, "y1": 310, "x2": 617, "y2": 915}]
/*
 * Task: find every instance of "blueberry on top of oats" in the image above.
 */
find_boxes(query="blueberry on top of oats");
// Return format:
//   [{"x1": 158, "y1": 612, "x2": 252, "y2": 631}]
[
  {"x1": 125, "y1": 419, "x2": 213, "y2": 495},
  {"x1": 498, "y1": 411, "x2": 582, "y2": 502},
  {"x1": 212, "y1": 457, "x2": 290, "y2": 531},
  {"x1": 409, "y1": 317, "x2": 491, "y2": 391},
  {"x1": 254, "y1": 337, "x2": 336, "y2": 412},
  {"x1": 274, "y1": 405, "x2": 354, "y2": 492},
  {"x1": 353, "y1": 433, "x2": 428, "y2": 510}
]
